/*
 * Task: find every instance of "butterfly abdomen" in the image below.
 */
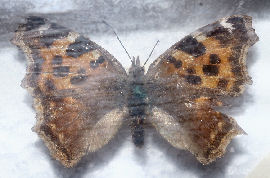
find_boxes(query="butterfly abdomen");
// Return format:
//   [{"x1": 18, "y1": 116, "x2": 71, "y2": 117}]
[{"x1": 128, "y1": 83, "x2": 146, "y2": 147}]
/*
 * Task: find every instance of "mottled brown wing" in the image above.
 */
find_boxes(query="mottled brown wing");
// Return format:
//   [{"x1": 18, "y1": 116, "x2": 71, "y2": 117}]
[
  {"x1": 12, "y1": 16, "x2": 128, "y2": 167},
  {"x1": 146, "y1": 15, "x2": 258, "y2": 164}
]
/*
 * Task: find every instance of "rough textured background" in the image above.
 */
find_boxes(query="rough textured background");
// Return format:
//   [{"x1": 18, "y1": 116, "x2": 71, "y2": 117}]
[
  {"x1": 1, "y1": 0, "x2": 270, "y2": 41},
  {"x1": 0, "y1": 0, "x2": 270, "y2": 177}
]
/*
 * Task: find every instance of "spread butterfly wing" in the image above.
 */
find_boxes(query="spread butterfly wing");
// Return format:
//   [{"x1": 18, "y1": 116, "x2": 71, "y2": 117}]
[
  {"x1": 12, "y1": 16, "x2": 128, "y2": 167},
  {"x1": 146, "y1": 15, "x2": 258, "y2": 164}
]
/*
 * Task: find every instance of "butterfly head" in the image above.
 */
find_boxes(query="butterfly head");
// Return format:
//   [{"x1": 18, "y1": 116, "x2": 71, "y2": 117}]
[{"x1": 129, "y1": 56, "x2": 145, "y2": 78}]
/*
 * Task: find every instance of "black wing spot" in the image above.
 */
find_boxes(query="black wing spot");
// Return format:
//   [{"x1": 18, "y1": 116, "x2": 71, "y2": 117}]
[
  {"x1": 96, "y1": 55, "x2": 105, "y2": 64},
  {"x1": 174, "y1": 60, "x2": 182, "y2": 68},
  {"x1": 66, "y1": 36, "x2": 96, "y2": 58},
  {"x1": 226, "y1": 17, "x2": 245, "y2": 30},
  {"x1": 226, "y1": 16, "x2": 248, "y2": 41},
  {"x1": 53, "y1": 66, "x2": 70, "y2": 77},
  {"x1": 209, "y1": 54, "x2": 221, "y2": 64},
  {"x1": 70, "y1": 68, "x2": 88, "y2": 84},
  {"x1": 205, "y1": 22, "x2": 231, "y2": 45},
  {"x1": 203, "y1": 65, "x2": 219, "y2": 76},
  {"x1": 175, "y1": 36, "x2": 206, "y2": 57},
  {"x1": 167, "y1": 55, "x2": 176, "y2": 63},
  {"x1": 52, "y1": 55, "x2": 63, "y2": 65},
  {"x1": 206, "y1": 25, "x2": 230, "y2": 37},
  {"x1": 167, "y1": 56, "x2": 182, "y2": 68},
  {"x1": 185, "y1": 75, "x2": 202, "y2": 85},
  {"x1": 90, "y1": 56, "x2": 106, "y2": 69},
  {"x1": 186, "y1": 67, "x2": 196, "y2": 74}
]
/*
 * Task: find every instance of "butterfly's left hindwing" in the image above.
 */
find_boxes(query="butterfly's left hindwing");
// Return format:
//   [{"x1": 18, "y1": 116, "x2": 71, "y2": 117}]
[
  {"x1": 12, "y1": 16, "x2": 128, "y2": 167},
  {"x1": 146, "y1": 15, "x2": 258, "y2": 164}
]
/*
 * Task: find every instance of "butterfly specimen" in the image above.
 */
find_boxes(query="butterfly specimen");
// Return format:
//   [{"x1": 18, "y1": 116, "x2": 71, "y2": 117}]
[{"x1": 12, "y1": 15, "x2": 258, "y2": 167}]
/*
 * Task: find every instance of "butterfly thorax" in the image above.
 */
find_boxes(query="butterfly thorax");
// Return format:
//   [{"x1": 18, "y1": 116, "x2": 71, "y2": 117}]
[{"x1": 128, "y1": 57, "x2": 146, "y2": 147}]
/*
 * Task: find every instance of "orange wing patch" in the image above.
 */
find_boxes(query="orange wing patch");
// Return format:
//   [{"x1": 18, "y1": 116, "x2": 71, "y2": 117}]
[
  {"x1": 169, "y1": 36, "x2": 235, "y2": 91},
  {"x1": 37, "y1": 33, "x2": 109, "y2": 93},
  {"x1": 155, "y1": 15, "x2": 258, "y2": 96}
]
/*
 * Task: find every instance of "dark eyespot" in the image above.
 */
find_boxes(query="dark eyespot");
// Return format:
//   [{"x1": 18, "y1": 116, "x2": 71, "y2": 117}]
[
  {"x1": 203, "y1": 65, "x2": 219, "y2": 76},
  {"x1": 175, "y1": 36, "x2": 206, "y2": 57},
  {"x1": 167, "y1": 56, "x2": 182, "y2": 68},
  {"x1": 174, "y1": 60, "x2": 182, "y2": 68},
  {"x1": 186, "y1": 68, "x2": 195, "y2": 74},
  {"x1": 167, "y1": 56, "x2": 176, "y2": 63},
  {"x1": 90, "y1": 56, "x2": 106, "y2": 69},
  {"x1": 209, "y1": 54, "x2": 221, "y2": 64},
  {"x1": 66, "y1": 36, "x2": 96, "y2": 58},
  {"x1": 185, "y1": 75, "x2": 202, "y2": 85}
]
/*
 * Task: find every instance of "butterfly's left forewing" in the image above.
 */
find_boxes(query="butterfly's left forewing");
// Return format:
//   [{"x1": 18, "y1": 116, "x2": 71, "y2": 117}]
[
  {"x1": 12, "y1": 16, "x2": 128, "y2": 167},
  {"x1": 146, "y1": 15, "x2": 258, "y2": 164}
]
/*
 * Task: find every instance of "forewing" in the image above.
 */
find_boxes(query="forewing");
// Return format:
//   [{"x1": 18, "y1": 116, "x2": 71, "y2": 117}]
[
  {"x1": 12, "y1": 16, "x2": 128, "y2": 167},
  {"x1": 147, "y1": 15, "x2": 258, "y2": 96},
  {"x1": 146, "y1": 15, "x2": 258, "y2": 164}
]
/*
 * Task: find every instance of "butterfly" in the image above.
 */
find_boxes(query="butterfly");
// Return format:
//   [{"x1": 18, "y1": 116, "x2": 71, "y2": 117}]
[{"x1": 12, "y1": 15, "x2": 258, "y2": 167}]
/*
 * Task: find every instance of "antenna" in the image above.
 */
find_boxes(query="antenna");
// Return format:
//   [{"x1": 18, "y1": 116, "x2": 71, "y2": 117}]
[
  {"x1": 143, "y1": 40, "x2": 160, "y2": 66},
  {"x1": 102, "y1": 20, "x2": 132, "y2": 62}
]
